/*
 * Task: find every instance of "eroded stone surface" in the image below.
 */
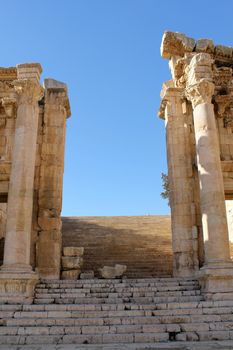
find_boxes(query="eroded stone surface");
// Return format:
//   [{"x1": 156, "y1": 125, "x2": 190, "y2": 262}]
[
  {"x1": 99, "y1": 264, "x2": 127, "y2": 279},
  {"x1": 63, "y1": 247, "x2": 84, "y2": 257}
]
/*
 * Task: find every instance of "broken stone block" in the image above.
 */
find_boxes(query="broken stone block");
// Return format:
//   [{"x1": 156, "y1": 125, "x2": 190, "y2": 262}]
[
  {"x1": 161, "y1": 31, "x2": 195, "y2": 59},
  {"x1": 61, "y1": 269, "x2": 81, "y2": 280},
  {"x1": 195, "y1": 39, "x2": 214, "y2": 54},
  {"x1": 61, "y1": 256, "x2": 83, "y2": 270},
  {"x1": 99, "y1": 264, "x2": 127, "y2": 279},
  {"x1": 63, "y1": 247, "x2": 84, "y2": 257},
  {"x1": 80, "y1": 271, "x2": 95, "y2": 279}
]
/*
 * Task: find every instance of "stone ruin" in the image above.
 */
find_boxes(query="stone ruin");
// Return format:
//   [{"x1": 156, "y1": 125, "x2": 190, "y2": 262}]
[
  {"x1": 159, "y1": 31, "x2": 233, "y2": 294},
  {"x1": 0, "y1": 64, "x2": 70, "y2": 302},
  {"x1": 2, "y1": 33, "x2": 233, "y2": 347}
]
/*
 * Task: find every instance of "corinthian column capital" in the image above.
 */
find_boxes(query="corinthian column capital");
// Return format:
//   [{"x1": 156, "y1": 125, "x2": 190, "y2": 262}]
[
  {"x1": 185, "y1": 80, "x2": 215, "y2": 109},
  {"x1": 13, "y1": 79, "x2": 44, "y2": 105},
  {"x1": 185, "y1": 53, "x2": 215, "y2": 108}
]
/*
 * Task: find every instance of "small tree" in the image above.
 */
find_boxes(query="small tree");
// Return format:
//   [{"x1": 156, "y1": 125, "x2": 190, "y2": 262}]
[{"x1": 161, "y1": 172, "x2": 170, "y2": 206}]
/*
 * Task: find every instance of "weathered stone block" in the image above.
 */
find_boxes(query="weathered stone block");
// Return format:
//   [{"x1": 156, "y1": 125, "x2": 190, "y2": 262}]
[
  {"x1": 161, "y1": 31, "x2": 195, "y2": 59},
  {"x1": 80, "y1": 271, "x2": 95, "y2": 279},
  {"x1": 61, "y1": 269, "x2": 81, "y2": 280},
  {"x1": 99, "y1": 264, "x2": 127, "y2": 279},
  {"x1": 63, "y1": 247, "x2": 84, "y2": 257},
  {"x1": 61, "y1": 257, "x2": 83, "y2": 270}
]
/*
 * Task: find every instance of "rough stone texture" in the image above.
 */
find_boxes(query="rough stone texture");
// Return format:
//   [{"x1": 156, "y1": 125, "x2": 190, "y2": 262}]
[
  {"x1": 62, "y1": 216, "x2": 173, "y2": 278},
  {"x1": 61, "y1": 257, "x2": 83, "y2": 270},
  {"x1": 61, "y1": 269, "x2": 81, "y2": 280},
  {"x1": 63, "y1": 247, "x2": 84, "y2": 257},
  {"x1": 99, "y1": 264, "x2": 127, "y2": 279},
  {"x1": 80, "y1": 271, "x2": 95, "y2": 279}
]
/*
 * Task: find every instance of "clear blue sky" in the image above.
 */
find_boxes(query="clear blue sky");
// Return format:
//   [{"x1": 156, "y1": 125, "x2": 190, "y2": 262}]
[{"x1": 1, "y1": 0, "x2": 233, "y2": 216}]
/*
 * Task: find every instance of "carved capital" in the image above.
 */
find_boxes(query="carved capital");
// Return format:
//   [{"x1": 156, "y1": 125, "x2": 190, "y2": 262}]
[
  {"x1": 185, "y1": 80, "x2": 215, "y2": 108},
  {"x1": 13, "y1": 79, "x2": 44, "y2": 105},
  {"x1": 1, "y1": 97, "x2": 17, "y2": 118},
  {"x1": 185, "y1": 53, "x2": 215, "y2": 108},
  {"x1": 159, "y1": 85, "x2": 186, "y2": 119},
  {"x1": 214, "y1": 95, "x2": 232, "y2": 117}
]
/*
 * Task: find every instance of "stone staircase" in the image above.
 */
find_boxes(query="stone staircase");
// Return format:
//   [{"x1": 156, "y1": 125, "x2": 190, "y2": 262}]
[
  {"x1": 62, "y1": 216, "x2": 173, "y2": 278},
  {"x1": 1, "y1": 277, "x2": 233, "y2": 346}
]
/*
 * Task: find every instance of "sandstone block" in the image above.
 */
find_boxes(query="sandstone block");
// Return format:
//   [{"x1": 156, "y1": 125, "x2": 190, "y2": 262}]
[
  {"x1": 61, "y1": 269, "x2": 81, "y2": 280},
  {"x1": 99, "y1": 264, "x2": 127, "y2": 279},
  {"x1": 61, "y1": 257, "x2": 83, "y2": 270},
  {"x1": 63, "y1": 247, "x2": 84, "y2": 257}
]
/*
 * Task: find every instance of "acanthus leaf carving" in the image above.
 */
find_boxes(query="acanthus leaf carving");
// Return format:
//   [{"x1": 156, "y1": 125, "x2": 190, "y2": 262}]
[{"x1": 185, "y1": 80, "x2": 215, "y2": 109}]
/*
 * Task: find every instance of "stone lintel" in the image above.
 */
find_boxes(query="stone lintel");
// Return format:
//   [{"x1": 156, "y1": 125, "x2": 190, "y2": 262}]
[
  {"x1": 0, "y1": 67, "x2": 17, "y2": 81},
  {"x1": 161, "y1": 31, "x2": 233, "y2": 65}
]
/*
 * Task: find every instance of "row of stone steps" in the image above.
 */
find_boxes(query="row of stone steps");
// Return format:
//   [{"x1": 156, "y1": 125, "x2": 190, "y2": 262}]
[
  {"x1": 1, "y1": 278, "x2": 233, "y2": 345},
  {"x1": 34, "y1": 278, "x2": 202, "y2": 305},
  {"x1": 62, "y1": 216, "x2": 173, "y2": 278}
]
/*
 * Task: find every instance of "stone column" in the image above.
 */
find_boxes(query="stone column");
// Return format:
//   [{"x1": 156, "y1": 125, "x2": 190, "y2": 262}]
[
  {"x1": 186, "y1": 53, "x2": 233, "y2": 293},
  {"x1": 0, "y1": 64, "x2": 43, "y2": 303},
  {"x1": 161, "y1": 84, "x2": 199, "y2": 277},
  {"x1": 36, "y1": 79, "x2": 70, "y2": 280}
]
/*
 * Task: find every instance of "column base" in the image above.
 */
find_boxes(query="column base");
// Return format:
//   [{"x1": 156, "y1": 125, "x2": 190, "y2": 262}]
[
  {"x1": 198, "y1": 262, "x2": 233, "y2": 299},
  {"x1": 0, "y1": 270, "x2": 39, "y2": 304}
]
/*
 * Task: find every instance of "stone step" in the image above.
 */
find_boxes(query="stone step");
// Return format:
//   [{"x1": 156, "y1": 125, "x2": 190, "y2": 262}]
[
  {"x1": 0, "y1": 340, "x2": 233, "y2": 350},
  {"x1": 2, "y1": 309, "x2": 233, "y2": 325},
  {"x1": 2, "y1": 320, "x2": 233, "y2": 335},
  {"x1": 35, "y1": 285, "x2": 200, "y2": 293},
  {"x1": 3, "y1": 299, "x2": 233, "y2": 312},
  {"x1": 38, "y1": 277, "x2": 198, "y2": 284},
  {"x1": 34, "y1": 295, "x2": 203, "y2": 305},
  {"x1": 4, "y1": 311, "x2": 233, "y2": 326},
  {"x1": 34, "y1": 290, "x2": 201, "y2": 299},
  {"x1": 1, "y1": 329, "x2": 233, "y2": 345}
]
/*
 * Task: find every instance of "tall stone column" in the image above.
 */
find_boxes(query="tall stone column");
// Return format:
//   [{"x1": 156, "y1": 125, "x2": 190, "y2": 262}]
[
  {"x1": 0, "y1": 64, "x2": 43, "y2": 303},
  {"x1": 186, "y1": 53, "x2": 233, "y2": 293},
  {"x1": 161, "y1": 84, "x2": 199, "y2": 277},
  {"x1": 36, "y1": 79, "x2": 70, "y2": 280}
]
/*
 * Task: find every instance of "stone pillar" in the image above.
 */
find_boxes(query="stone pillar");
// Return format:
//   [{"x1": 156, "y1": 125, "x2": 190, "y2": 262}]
[
  {"x1": 36, "y1": 79, "x2": 70, "y2": 280},
  {"x1": 161, "y1": 84, "x2": 199, "y2": 277},
  {"x1": 186, "y1": 54, "x2": 233, "y2": 294},
  {"x1": 0, "y1": 64, "x2": 43, "y2": 303}
]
